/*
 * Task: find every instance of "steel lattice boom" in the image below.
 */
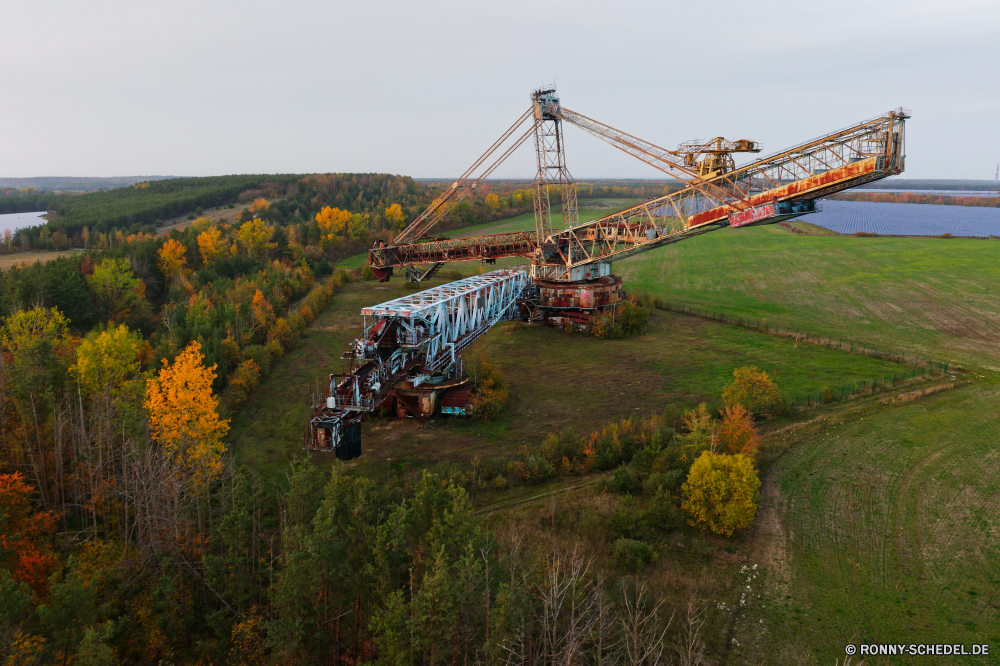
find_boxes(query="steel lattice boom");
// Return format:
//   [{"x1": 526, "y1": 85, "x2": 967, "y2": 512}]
[
  {"x1": 308, "y1": 269, "x2": 530, "y2": 453},
  {"x1": 326, "y1": 89, "x2": 911, "y2": 456},
  {"x1": 369, "y1": 103, "x2": 909, "y2": 281}
]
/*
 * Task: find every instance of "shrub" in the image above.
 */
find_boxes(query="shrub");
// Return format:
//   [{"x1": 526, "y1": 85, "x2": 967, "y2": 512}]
[
  {"x1": 270, "y1": 317, "x2": 298, "y2": 350},
  {"x1": 646, "y1": 486, "x2": 684, "y2": 532},
  {"x1": 609, "y1": 467, "x2": 642, "y2": 494},
  {"x1": 607, "y1": 507, "x2": 647, "y2": 541},
  {"x1": 225, "y1": 359, "x2": 261, "y2": 405},
  {"x1": 265, "y1": 339, "x2": 283, "y2": 366},
  {"x1": 644, "y1": 469, "x2": 685, "y2": 494},
  {"x1": 288, "y1": 313, "x2": 307, "y2": 333},
  {"x1": 681, "y1": 451, "x2": 761, "y2": 536},
  {"x1": 676, "y1": 403, "x2": 714, "y2": 456},
  {"x1": 471, "y1": 360, "x2": 508, "y2": 421},
  {"x1": 613, "y1": 538, "x2": 655, "y2": 571},
  {"x1": 722, "y1": 366, "x2": 785, "y2": 417},
  {"x1": 592, "y1": 300, "x2": 650, "y2": 339},
  {"x1": 820, "y1": 386, "x2": 834, "y2": 403},
  {"x1": 241, "y1": 344, "x2": 272, "y2": 376},
  {"x1": 361, "y1": 264, "x2": 376, "y2": 281},
  {"x1": 298, "y1": 304, "x2": 315, "y2": 325}
]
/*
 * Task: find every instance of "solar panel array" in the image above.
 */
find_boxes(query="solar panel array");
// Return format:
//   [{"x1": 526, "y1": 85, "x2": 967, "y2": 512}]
[{"x1": 805, "y1": 200, "x2": 1000, "y2": 237}]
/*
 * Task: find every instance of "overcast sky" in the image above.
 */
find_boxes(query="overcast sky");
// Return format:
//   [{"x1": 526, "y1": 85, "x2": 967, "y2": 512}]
[{"x1": 3, "y1": 0, "x2": 998, "y2": 180}]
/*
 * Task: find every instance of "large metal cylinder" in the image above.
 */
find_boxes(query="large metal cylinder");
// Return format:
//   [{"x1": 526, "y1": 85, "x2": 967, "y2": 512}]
[{"x1": 535, "y1": 275, "x2": 623, "y2": 311}]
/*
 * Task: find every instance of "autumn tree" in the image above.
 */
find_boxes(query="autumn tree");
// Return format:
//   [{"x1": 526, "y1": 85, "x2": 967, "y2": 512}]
[
  {"x1": 681, "y1": 451, "x2": 760, "y2": 536},
  {"x1": 86, "y1": 257, "x2": 146, "y2": 322},
  {"x1": 197, "y1": 226, "x2": 225, "y2": 265},
  {"x1": 471, "y1": 360, "x2": 508, "y2": 420},
  {"x1": 675, "y1": 402, "x2": 714, "y2": 459},
  {"x1": 715, "y1": 404, "x2": 761, "y2": 459},
  {"x1": 315, "y1": 206, "x2": 352, "y2": 247},
  {"x1": 0, "y1": 473, "x2": 57, "y2": 597},
  {"x1": 73, "y1": 324, "x2": 149, "y2": 409},
  {"x1": 157, "y1": 238, "x2": 188, "y2": 283},
  {"x1": 249, "y1": 198, "x2": 270, "y2": 214},
  {"x1": 233, "y1": 219, "x2": 276, "y2": 258},
  {"x1": 485, "y1": 193, "x2": 500, "y2": 211},
  {"x1": 722, "y1": 365, "x2": 785, "y2": 417},
  {"x1": 384, "y1": 203, "x2": 405, "y2": 228},
  {"x1": 1, "y1": 305, "x2": 74, "y2": 410},
  {"x1": 251, "y1": 289, "x2": 274, "y2": 332},
  {"x1": 145, "y1": 340, "x2": 230, "y2": 490}
]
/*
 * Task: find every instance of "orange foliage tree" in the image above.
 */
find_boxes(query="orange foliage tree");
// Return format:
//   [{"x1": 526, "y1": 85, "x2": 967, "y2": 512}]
[
  {"x1": 722, "y1": 365, "x2": 785, "y2": 417},
  {"x1": 197, "y1": 227, "x2": 225, "y2": 265},
  {"x1": 715, "y1": 404, "x2": 761, "y2": 459},
  {"x1": 0, "y1": 473, "x2": 57, "y2": 597},
  {"x1": 251, "y1": 289, "x2": 274, "y2": 332},
  {"x1": 681, "y1": 451, "x2": 760, "y2": 536},
  {"x1": 249, "y1": 198, "x2": 270, "y2": 214},
  {"x1": 145, "y1": 341, "x2": 229, "y2": 489}
]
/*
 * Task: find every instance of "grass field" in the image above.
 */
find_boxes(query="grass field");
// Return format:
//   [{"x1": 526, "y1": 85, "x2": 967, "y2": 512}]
[
  {"x1": 227, "y1": 272, "x2": 913, "y2": 488},
  {"x1": 233, "y1": 210, "x2": 1000, "y2": 663},
  {"x1": 618, "y1": 224, "x2": 1000, "y2": 370},
  {"x1": 733, "y1": 379, "x2": 1000, "y2": 664},
  {"x1": 0, "y1": 248, "x2": 82, "y2": 269}
]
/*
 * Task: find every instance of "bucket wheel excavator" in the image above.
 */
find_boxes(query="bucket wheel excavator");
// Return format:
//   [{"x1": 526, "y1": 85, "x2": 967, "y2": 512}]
[{"x1": 308, "y1": 87, "x2": 910, "y2": 455}]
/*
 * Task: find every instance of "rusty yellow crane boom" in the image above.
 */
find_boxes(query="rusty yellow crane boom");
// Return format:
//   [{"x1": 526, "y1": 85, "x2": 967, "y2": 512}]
[{"x1": 369, "y1": 88, "x2": 908, "y2": 290}]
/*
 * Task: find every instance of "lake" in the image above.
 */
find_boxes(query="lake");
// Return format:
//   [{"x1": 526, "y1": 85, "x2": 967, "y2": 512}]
[{"x1": 0, "y1": 211, "x2": 47, "y2": 235}]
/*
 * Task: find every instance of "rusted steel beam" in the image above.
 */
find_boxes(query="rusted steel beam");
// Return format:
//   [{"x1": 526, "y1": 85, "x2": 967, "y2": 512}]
[{"x1": 369, "y1": 231, "x2": 537, "y2": 269}]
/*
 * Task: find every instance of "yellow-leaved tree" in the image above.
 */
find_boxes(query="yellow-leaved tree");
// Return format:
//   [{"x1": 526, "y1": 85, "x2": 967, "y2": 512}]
[
  {"x1": 1, "y1": 306, "x2": 74, "y2": 405},
  {"x1": 87, "y1": 257, "x2": 147, "y2": 322},
  {"x1": 233, "y1": 219, "x2": 276, "y2": 258},
  {"x1": 157, "y1": 238, "x2": 188, "y2": 283},
  {"x1": 197, "y1": 226, "x2": 225, "y2": 265},
  {"x1": 145, "y1": 341, "x2": 229, "y2": 489},
  {"x1": 681, "y1": 451, "x2": 760, "y2": 536},
  {"x1": 315, "y1": 206, "x2": 352, "y2": 247},
  {"x1": 73, "y1": 324, "x2": 149, "y2": 401},
  {"x1": 384, "y1": 203, "x2": 405, "y2": 228},
  {"x1": 722, "y1": 365, "x2": 785, "y2": 417}
]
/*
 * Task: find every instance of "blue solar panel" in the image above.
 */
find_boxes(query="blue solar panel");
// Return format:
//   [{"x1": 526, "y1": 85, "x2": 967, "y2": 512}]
[{"x1": 805, "y1": 201, "x2": 1000, "y2": 237}]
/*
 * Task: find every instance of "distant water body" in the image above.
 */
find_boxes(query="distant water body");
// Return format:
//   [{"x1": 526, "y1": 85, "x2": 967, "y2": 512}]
[{"x1": 0, "y1": 211, "x2": 46, "y2": 235}]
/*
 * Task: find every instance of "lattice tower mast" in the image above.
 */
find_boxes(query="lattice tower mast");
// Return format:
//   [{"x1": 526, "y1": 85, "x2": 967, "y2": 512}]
[{"x1": 531, "y1": 88, "x2": 579, "y2": 243}]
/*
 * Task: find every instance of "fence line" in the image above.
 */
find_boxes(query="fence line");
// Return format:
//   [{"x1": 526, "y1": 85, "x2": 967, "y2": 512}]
[
  {"x1": 789, "y1": 367, "x2": 932, "y2": 408},
  {"x1": 656, "y1": 301, "x2": 951, "y2": 409},
  {"x1": 658, "y1": 301, "x2": 949, "y2": 372}
]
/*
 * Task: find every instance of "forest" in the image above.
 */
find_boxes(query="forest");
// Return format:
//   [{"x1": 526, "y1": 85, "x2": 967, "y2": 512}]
[{"x1": 1, "y1": 173, "x2": 768, "y2": 665}]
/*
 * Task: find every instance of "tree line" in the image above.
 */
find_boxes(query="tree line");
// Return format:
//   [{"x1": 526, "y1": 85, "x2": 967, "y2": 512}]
[{"x1": 831, "y1": 191, "x2": 1000, "y2": 208}]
